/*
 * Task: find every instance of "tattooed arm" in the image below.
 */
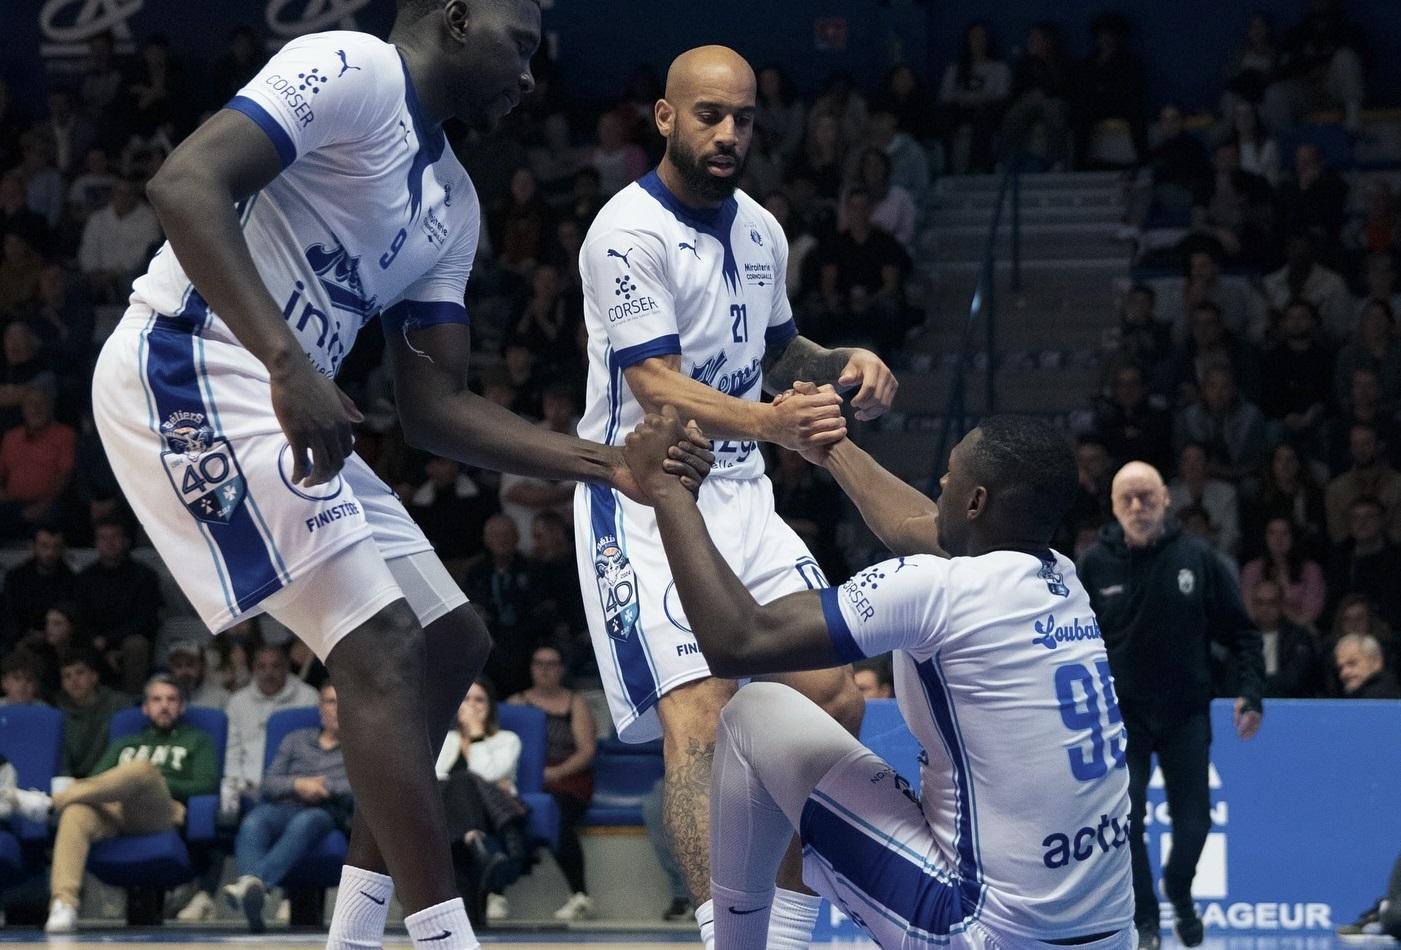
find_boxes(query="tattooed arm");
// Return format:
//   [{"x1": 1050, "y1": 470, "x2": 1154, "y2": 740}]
[{"x1": 762, "y1": 334, "x2": 899, "y2": 421}]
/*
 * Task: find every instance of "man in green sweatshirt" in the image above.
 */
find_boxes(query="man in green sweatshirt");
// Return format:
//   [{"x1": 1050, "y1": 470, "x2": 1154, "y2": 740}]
[
  {"x1": 43, "y1": 672, "x2": 217, "y2": 933},
  {"x1": 56, "y1": 649, "x2": 133, "y2": 778}
]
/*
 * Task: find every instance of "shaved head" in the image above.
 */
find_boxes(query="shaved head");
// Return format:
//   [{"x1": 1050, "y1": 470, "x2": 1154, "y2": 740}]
[
  {"x1": 655, "y1": 45, "x2": 756, "y2": 205},
  {"x1": 1111, "y1": 461, "x2": 1170, "y2": 547},
  {"x1": 664, "y1": 45, "x2": 756, "y2": 103}
]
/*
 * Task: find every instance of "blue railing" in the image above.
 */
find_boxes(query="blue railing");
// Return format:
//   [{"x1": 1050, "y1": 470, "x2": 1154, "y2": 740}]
[{"x1": 926, "y1": 152, "x2": 1025, "y2": 497}]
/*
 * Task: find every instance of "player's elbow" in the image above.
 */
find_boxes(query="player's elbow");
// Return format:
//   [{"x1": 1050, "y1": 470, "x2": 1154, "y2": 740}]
[{"x1": 397, "y1": 404, "x2": 443, "y2": 453}]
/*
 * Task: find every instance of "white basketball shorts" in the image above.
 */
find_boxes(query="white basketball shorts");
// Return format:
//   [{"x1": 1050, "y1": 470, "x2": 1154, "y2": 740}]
[
  {"x1": 92, "y1": 311, "x2": 463, "y2": 650},
  {"x1": 573, "y1": 475, "x2": 828, "y2": 742}
]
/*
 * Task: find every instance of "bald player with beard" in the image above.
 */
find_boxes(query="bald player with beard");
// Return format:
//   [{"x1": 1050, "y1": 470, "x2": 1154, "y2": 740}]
[
  {"x1": 573, "y1": 46, "x2": 898, "y2": 947},
  {"x1": 1078, "y1": 461, "x2": 1263, "y2": 950}
]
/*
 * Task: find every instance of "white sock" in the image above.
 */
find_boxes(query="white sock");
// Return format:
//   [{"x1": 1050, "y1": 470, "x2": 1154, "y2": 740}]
[
  {"x1": 404, "y1": 897, "x2": 478, "y2": 950},
  {"x1": 326, "y1": 865, "x2": 393, "y2": 950},
  {"x1": 767, "y1": 887, "x2": 822, "y2": 949},
  {"x1": 710, "y1": 880, "x2": 774, "y2": 950},
  {"x1": 696, "y1": 898, "x2": 716, "y2": 950}
]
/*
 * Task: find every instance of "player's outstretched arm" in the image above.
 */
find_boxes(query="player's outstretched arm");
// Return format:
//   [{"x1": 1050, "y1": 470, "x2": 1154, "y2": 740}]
[
  {"x1": 147, "y1": 110, "x2": 359, "y2": 487},
  {"x1": 824, "y1": 439, "x2": 945, "y2": 558},
  {"x1": 388, "y1": 323, "x2": 712, "y2": 498},
  {"x1": 624, "y1": 356, "x2": 847, "y2": 454},
  {"x1": 624, "y1": 407, "x2": 841, "y2": 677},
  {"x1": 762, "y1": 334, "x2": 898, "y2": 422}
]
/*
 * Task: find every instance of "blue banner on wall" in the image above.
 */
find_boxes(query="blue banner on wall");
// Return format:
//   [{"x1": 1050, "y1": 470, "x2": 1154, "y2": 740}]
[{"x1": 814, "y1": 699, "x2": 1401, "y2": 942}]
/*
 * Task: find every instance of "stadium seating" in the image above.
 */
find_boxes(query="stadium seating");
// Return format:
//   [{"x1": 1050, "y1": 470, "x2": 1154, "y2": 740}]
[
  {"x1": 579, "y1": 738, "x2": 664, "y2": 828},
  {"x1": 497, "y1": 703, "x2": 560, "y2": 851},
  {"x1": 0, "y1": 705, "x2": 64, "y2": 885}
]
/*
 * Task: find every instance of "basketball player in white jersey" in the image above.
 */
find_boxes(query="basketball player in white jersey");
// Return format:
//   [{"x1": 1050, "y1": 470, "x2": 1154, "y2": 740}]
[
  {"x1": 624, "y1": 407, "x2": 1135, "y2": 950},
  {"x1": 574, "y1": 46, "x2": 898, "y2": 948},
  {"x1": 88, "y1": 2, "x2": 708, "y2": 947}
]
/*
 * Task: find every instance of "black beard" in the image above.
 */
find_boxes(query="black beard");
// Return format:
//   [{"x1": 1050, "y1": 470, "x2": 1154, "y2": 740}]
[{"x1": 667, "y1": 136, "x2": 746, "y2": 204}]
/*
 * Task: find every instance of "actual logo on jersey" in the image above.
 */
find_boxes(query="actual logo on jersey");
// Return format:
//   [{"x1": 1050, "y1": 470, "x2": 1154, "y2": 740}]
[
  {"x1": 594, "y1": 537, "x2": 639, "y2": 641},
  {"x1": 160, "y1": 427, "x2": 247, "y2": 526},
  {"x1": 749, "y1": 225, "x2": 763, "y2": 246},
  {"x1": 1039, "y1": 556, "x2": 1070, "y2": 597},
  {"x1": 160, "y1": 411, "x2": 213, "y2": 460},
  {"x1": 1041, "y1": 810, "x2": 1131, "y2": 869},
  {"x1": 1178, "y1": 569, "x2": 1196, "y2": 595},
  {"x1": 1031, "y1": 614, "x2": 1102, "y2": 651}
]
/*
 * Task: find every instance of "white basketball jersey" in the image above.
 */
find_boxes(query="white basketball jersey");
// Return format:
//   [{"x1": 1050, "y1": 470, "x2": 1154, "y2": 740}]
[
  {"x1": 577, "y1": 172, "x2": 795, "y2": 480},
  {"x1": 821, "y1": 549, "x2": 1135, "y2": 940},
  {"x1": 129, "y1": 30, "x2": 479, "y2": 375}
]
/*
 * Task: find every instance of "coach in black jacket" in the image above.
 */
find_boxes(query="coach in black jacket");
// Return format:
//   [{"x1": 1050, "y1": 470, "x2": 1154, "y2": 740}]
[{"x1": 1079, "y1": 461, "x2": 1264, "y2": 950}]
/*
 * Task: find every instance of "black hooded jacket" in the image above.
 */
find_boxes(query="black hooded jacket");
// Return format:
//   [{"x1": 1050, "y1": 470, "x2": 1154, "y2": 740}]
[{"x1": 1078, "y1": 519, "x2": 1264, "y2": 724}]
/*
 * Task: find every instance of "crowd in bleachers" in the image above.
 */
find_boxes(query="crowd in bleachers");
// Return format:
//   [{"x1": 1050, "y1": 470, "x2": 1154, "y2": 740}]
[{"x1": 0, "y1": 0, "x2": 1396, "y2": 928}]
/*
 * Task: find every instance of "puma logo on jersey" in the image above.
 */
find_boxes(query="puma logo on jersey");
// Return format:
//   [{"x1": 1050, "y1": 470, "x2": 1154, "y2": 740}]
[
  {"x1": 678, "y1": 241, "x2": 700, "y2": 259},
  {"x1": 607, "y1": 247, "x2": 633, "y2": 267},
  {"x1": 335, "y1": 50, "x2": 361, "y2": 77}
]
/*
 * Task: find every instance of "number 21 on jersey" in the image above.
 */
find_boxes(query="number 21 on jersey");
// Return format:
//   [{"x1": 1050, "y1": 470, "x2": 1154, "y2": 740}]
[{"x1": 1054, "y1": 660, "x2": 1126, "y2": 781}]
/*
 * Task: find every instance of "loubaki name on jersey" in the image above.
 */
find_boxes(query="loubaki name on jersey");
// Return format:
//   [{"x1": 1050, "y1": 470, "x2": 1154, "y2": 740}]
[{"x1": 608, "y1": 294, "x2": 658, "y2": 323}]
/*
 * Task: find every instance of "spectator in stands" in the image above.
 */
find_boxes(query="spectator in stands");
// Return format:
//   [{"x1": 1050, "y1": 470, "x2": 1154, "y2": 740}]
[
  {"x1": 78, "y1": 33, "x2": 124, "y2": 133},
  {"x1": 224, "y1": 683, "x2": 349, "y2": 933},
  {"x1": 0, "y1": 523, "x2": 74, "y2": 642},
  {"x1": 0, "y1": 650, "x2": 46, "y2": 706},
  {"x1": 36, "y1": 87, "x2": 95, "y2": 178},
  {"x1": 1115, "y1": 285, "x2": 1171, "y2": 370},
  {"x1": 755, "y1": 66, "x2": 805, "y2": 164},
  {"x1": 212, "y1": 618, "x2": 259, "y2": 694},
  {"x1": 1096, "y1": 362, "x2": 1172, "y2": 471},
  {"x1": 41, "y1": 673, "x2": 217, "y2": 933},
  {"x1": 467, "y1": 514, "x2": 537, "y2": 698},
  {"x1": 1334, "y1": 633, "x2": 1401, "y2": 698},
  {"x1": 1058, "y1": 433, "x2": 1114, "y2": 547},
  {"x1": 28, "y1": 263, "x2": 95, "y2": 373},
  {"x1": 1331, "y1": 593, "x2": 1395, "y2": 667},
  {"x1": 508, "y1": 261, "x2": 581, "y2": 371},
  {"x1": 0, "y1": 384, "x2": 75, "y2": 541},
  {"x1": 588, "y1": 111, "x2": 647, "y2": 198},
  {"x1": 1248, "y1": 579, "x2": 1320, "y2": 698},
  {"x1": 165, "y1": 639, "x2": 230, "y2": 709},
  {"x1": 208, "y1": 26, "x2": 264, "y2": 112},
  {"x1": 18, "y1": 135, "x2": 64, "y2": 231},
  {"x1": 1262, "y1": 0, "x2": 1367, "y2": 132},
  {"x1": 1157, "y1": 301, "x2": 1254, "y2": 408},
  {"x1": 1344, "y1": 180, "x2": 1400, "y2": 262},
  {"x1": 1174, "y1": 363, "x2": 1268, "y2": 482},
  {"x1": 435, "y1": 680, "x2": 526, "y2": 925},
  {"x1": 408, "y1": 456, "x2": 494, "y2": 575},
  {"x1": 1325, "y1": 422, "x2": 1401, "y2": 545},
  {"x1": 1327, "y1": 495, "x2": 1401, "y2": 627},
  {"x1": 1169, "y1": 441, "x2": 1241, "y2": 556},
  {"x1": 864, "y1": 102, "x2": 931, "y2": 197},
  {"x1": 853, "y1": 657, "x2": 895, "y2": 700},
  {"x1": 1, "y1": 173, "x2": 49, "y2": 251},
  {"x1": 937, "y1": 22, "x2": 1011, "y2": 174},
  {"x1": 0, "y1": 232, "x2": 45, "y2": 322},
  {"x1": 1179, "y1": 504, "x2": 1240, "y2": 579},
  {"x1": 507, "y1": 643, "x2": 595, "y2": 922},
  {"x1": 499, "y1": 382, "x2": 577, "y2": 554},
  {"x1": 1240, "y1": 517, "x2": 1326, "y2": 629},
  {"x1": 565, "y1": 167, "x2": 604, "y2": 231},
  {"x1": 1328, "y1": 367, "x2": 1400, "y2": 475},
  {"x1": 489, "y1": 167, "x2": 553, "y2": 278},
  {"x1": 1259, "y1": 299, "x2": 1332, "y2": 441},
  {"x1": 1168, "y1": 249, "x2": 1253, "y2": 345},
  {"x1": 793, "y1": 110, "x2": 845, "y2": 201},
  {"x1": 124, "y1": 34, "x2": 187, "y2": 144},
  {"x1": 1276, "y1": 145, "x2": 1349, "y2": 250},
  {"x1": 73, "y1": 516, "x2": 161, "y2": 694},
  {"x1": 1357, "y1": 252, "x2": 1401, "y2": 322},
  {"x1": 0, "y1": 322, "x2": 55, "y2": 435},
  {"x1": 1188, "y1": 141, "x2": 1276, "y2": 271},
  {"x1": 1221, "y1": 13, "x2": 1281, "y2": 117},
  {"x1": 875, "y1": 64, "x2": 932, "y2": 142},
  {"x1": 763, "y1": 191, "x2": 819, "y2": 301},
  {"x1": 842, "y1": 148, "x2": 916, "y2": 251},
  {"x1": 1123, "y1": 104, "x2": 1211, "y2": 236},
  {"x1": 1073, "y1": 13, "x2": 1147, "y2": 166},
  {"x1": 1244, "y1": 441, "x2": 1328, "y2": 555},
  {"x1": 501, "y1": 340, "x2": 544, "y2": 419},
  {"x1": 77, "y1": 176, "x2": 161, "y2": 304},
  {"x1": 224, "y1": 644, "x2": 318, "y2": 795},
  {"x1": 44, "y1": 602, "x2": 81, "y2": 656},
  {"x1": 811, "y1": 187, "x2": 911, "y2": 352},
  {"x1": 1230, "y1": 102, "x2": 1281, "y2": 186},
  {"x1": 57, "y1": 648, "x2": 131, "y2": 778},
  {"x1": 1334, "y1": 300, "x2": 1401, "y2": 408},
  {"x1": 1002, "y1": 22, "x2": 1073, "y2": 170},
  {"x1": 526, "y1": 511, "x2": 588, "y2": 665},
  {"x1": 810, "y1": 71, "x2": 869, "y2": 153}
]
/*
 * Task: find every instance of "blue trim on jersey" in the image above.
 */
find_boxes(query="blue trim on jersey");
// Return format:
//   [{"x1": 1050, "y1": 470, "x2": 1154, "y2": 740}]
[
  {"x1": 382, "y1": 299, "x2": 470, "y2": 336},
  {"x1": 587, "y1": 484, "x2": 658, "y2": 716},
  {"x1": 145, "y1": 327, "x2": 285, "y2": 614},
  {"x1": 820, "y1": 587, "x2": 865, "y2": 663},
  {"x1": 613, "y1": 334, "x2": 682, "y2": 371},
  {"x1": 226, "y1": 96, "x2": 295, "y2": 169},
  {"x1": 764, "y1": 318, "x2": 797, "y2": 350},
  {"x1": 799, "y1": 797, "x2": 965, "y2": 934},
  {"x1": 603, "y1": 346, "x2": 624, "y2": 446},
  {"x1": 915, "y1": 656, "x2": 985, "y2": 917},
  {"x1": 398, "y1": 55, "x2": 446, "y2": 223},
  {"x1": 637, "y1": 171, "x2": 741, "y2": 295}
]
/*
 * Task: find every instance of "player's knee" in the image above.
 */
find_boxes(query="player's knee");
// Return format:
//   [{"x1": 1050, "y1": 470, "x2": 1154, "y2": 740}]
[
  {"x1": 329, "y1": 601, "x2": 424, "y2": 697},
  {"x1": 720, "y1": 681, "x2": 789, "y2": 733}
]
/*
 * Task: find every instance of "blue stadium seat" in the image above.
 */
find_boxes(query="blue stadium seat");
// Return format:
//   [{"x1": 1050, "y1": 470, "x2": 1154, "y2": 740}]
[
  {"x1": 497, "y1": 704, "x2": 559, "y2": 849},
  {"x1": 579, "y1": 738, "x2": 664, "y2": 828},
  {"x1": 260, "y1": 705, "x2": 347, "y2": 927},
  {"x1": 0, "y1": 828, "x2": 24, "y2": 886},
  {"x1": 0, "y1": 704, "x2": 64, "y2": 842},
  {"x1": 85, "y1": 705, "x2": 227, "y2": 922}
]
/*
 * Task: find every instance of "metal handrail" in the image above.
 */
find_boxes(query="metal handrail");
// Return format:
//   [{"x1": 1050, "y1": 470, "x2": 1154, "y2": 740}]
[{"x1": 926, "y1": 151, "x2": 1024, "y2": 497}]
